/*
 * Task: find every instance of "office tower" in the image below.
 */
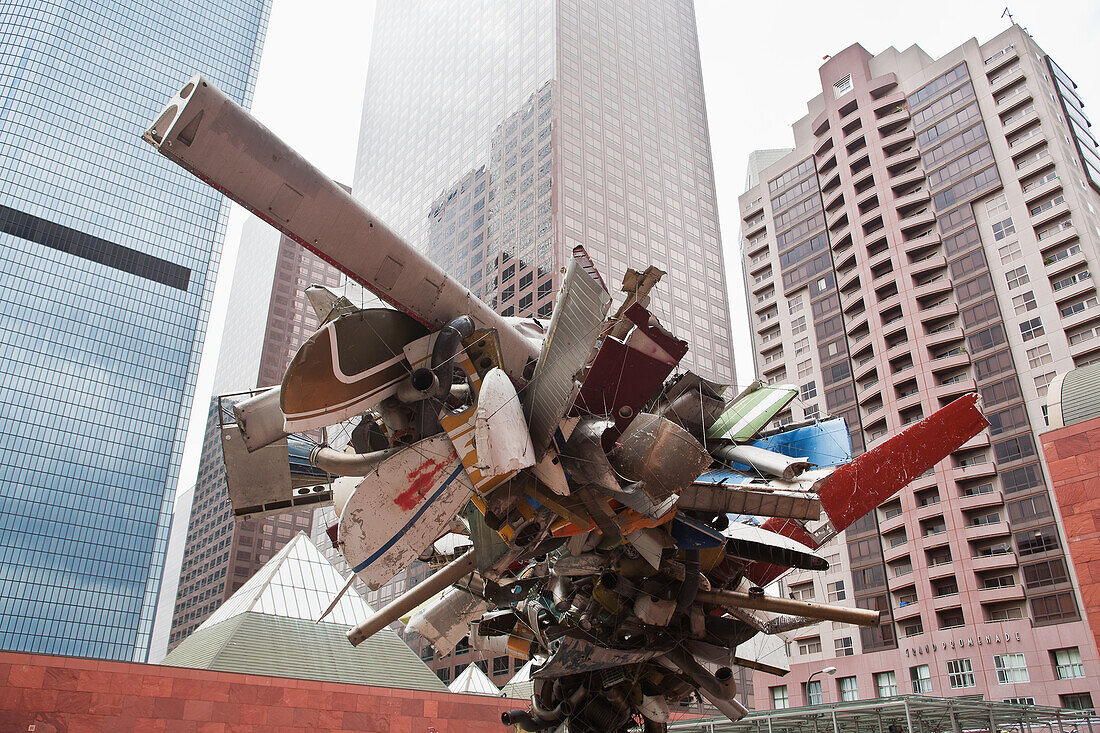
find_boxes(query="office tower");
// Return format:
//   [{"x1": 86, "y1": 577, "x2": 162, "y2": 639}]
[
  {"x1": 166, "y1": 218, "x2": 342, "y2": 651},
  {"x1": 0, "y1": 1, "x2": 270, "y2": 661},
  {"x1": 347, "y1": 0, "x2": 736, "y2": 689},
  {"x1": 739, "y1": 26, "x2": 1099, "y2": 709}
]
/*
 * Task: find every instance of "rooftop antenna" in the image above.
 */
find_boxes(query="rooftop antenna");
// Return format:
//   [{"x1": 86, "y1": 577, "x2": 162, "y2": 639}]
[{"x1": 1002, "y1": 6, "x2": 1014, "y2": 24}]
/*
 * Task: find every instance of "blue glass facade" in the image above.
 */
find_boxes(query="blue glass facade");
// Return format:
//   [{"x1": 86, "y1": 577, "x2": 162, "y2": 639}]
[{"x1": 0, "y1": 0, "x2": 270, "y2": 661}]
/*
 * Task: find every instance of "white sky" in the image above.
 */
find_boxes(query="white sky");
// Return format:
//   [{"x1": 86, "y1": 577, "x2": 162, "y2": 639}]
[{"x1": 174, "y1": 0, "x2": 1099, "y2": 489}]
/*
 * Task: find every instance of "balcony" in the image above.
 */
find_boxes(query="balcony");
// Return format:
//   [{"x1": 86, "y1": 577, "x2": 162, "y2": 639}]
[
  {"x1": 915, "y1": 501, "x2": 944, "y2": 522},
  {"x1": 977, "y1": 584, "x2": 1026, "y2": 604},
  {"x1": 893, "y1": 601, "x2": 923, "y2": 622},
  {"x1": 903, "y1": 229, "x2": 940, "y2": 254},
  {"x1": 952, "y1": 462, "x2": 995, "y2": 481},
  {"x1": 959, "y1": 489, "x2": 1004, "y2": 512},
  {"x1": 959, "y1": 431, "x2": 991, "y2": 451},
  {"x1": 1051, "y1": 277, "x2": 1095, "y2": 306},
  {"x1": 934, "y1": 377, "x2": 976, "y2": 400},
  {"x1": 932, "y1": 593, "x2": 963, "y2": 612},
  {"x1": 841, "y1": 288, "x2": 865, "y2": 313},
  {"x1": 886, "y1": 145, "x2": 921, "y2": 168},
  {"x1": 880, "y1": 125, "x2": 916, "y2": 150},
  {"x1": 920, "y1": 301, "x2": 960, "y2": 325},
  {"x1": 838, "y1": 267, "x2": 862, "y2": 292},
  {"x1": 984, "y1": 45, "x2": 1018, "y2": 71},
  {"x1": 1030, "y1": 199, "x2": 1072, "y2": 229},
  {"x1": 989, "y1": 66, "x2": 1025, "y2": 97},
  {"x1": 876, "y1": 107, "x2": 910, "y2": 133},
  {"x1": 890, "y1": 166, "x2": 925, "y2": 188},
  {"x1": 926, "y1": 326, "x2": 964, "y2": 350},
  {"x1": 965, "y1": 520, "x2": 1012, "y2": 541},
  {"x1": 995, "y1": 84, "x2": 1032, "y2": 114},
  {"x1": 854, "y1": 355, "x2": 879, "y2": 381},
  {"x1": 971, "y1": 552, "x2": 1018, "y2": 572},
  {"x1": 743, "y1": 214, "x2": 767, "y2": 238},
  {"x1": 895, "y1": 390, "x2": 922, "y2": 412},
  {"x1": 879, "y1": 511, "x2": 907, "y2": 534},
  {"x1": 1003, "y1": 107, "x2": 1040, "y2": 138},
  {"x1": 877, "y1": 291, "x2": 902, "y2": 313},
  {"x1": 1061, "y1": 303, "x2": 1100, "y2": 331},
  {"x1": 899, "y1": 206, "x2": 936, "y2": 231},
  {"x1": 913, "y1": 276, "x2": 952, "y2": 300},
  {"x1": 928, "y1": 561, "x2": 956, "y2": 580},
  {"x1": 1020, "y1": 172, "x2": 1061, "y2": 205},
  {"x1": 884, "y1": 541, "x2": 913, "y2": 564},
  {"x1": 1043, "y1": 244, "x2": 1086, "y2": 276}
]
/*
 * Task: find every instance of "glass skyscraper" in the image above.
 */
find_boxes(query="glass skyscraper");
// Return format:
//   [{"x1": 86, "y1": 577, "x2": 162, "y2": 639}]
[{"x1": 0, "y1": 1, "x2": 270, "y2": 661}]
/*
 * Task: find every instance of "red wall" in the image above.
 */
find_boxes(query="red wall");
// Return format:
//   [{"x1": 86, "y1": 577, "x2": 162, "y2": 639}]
[
  {"x1": 1041, "y1": 416, "x2": 1100, "y2": 658},
  {"x1": 0, "y1": 651, "x2": 522, "y2": 733}
]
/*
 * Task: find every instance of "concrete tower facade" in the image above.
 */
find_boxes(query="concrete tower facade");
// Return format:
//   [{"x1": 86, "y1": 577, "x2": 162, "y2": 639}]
[{"x1": 739, "y1": 26, "x2": 1099, "y2": 710}]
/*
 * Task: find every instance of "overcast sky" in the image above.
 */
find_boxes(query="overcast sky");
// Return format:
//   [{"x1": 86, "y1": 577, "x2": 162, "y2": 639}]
[{"x1": 175, "y1": 0, "x2": 1099, "y2": 487}]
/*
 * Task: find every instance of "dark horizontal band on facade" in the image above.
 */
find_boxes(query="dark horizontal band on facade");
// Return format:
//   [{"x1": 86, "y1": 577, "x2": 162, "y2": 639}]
[{"x1": 0, "y1": 204, "x2": 191, "y2": 291}]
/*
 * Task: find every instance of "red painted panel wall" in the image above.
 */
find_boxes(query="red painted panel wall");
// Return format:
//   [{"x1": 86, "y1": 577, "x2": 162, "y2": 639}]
[
  {"x1": 0, "y1": 652, "x2": 522, "y2": 733},
  {"x1": 1041, "y1": 416, "x2": 1100, "y2": 658}
]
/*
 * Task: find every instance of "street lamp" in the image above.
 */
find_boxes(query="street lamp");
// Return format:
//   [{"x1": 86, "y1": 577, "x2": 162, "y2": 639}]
[{"x1": 806, "y1": 666, "x2": 838, "y2": 705}]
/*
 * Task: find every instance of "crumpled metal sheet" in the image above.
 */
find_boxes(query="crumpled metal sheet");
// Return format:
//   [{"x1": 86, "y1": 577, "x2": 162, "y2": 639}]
[
  {"x1": 523, "y1": 249, "x2": 611, "y2": 457},
  {"x1": 609, "y1": 413, "x2": 712, "y2": 503},
  {"x1": 533, "y1": 636, "x2": 667, "y2": 678}
]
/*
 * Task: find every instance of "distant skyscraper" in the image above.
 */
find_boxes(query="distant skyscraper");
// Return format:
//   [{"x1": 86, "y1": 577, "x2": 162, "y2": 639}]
[
  {"x1": 739, "y1": 26, "x2": 1099, "y2": 709},
  {"x1": 350, "y1": 0, "x2": 736, "y2": 693},
  {"x1": 166, "y1": 217, "x2": 342, "y2": 651},
  {"x1": 355, "y1": 0, "x2": 733, "y2": 383},
  {"x1": 0, "y1": 1, "x2": 270, "y2": 661}
]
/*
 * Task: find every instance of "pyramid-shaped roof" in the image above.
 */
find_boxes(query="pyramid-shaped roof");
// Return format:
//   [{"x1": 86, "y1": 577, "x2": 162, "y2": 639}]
[
  {"x1": 448, "y1": 662, "x2": 500, "y2": 696},
  {"x1": 163, "y1": 532, "x2": 446, "y2": 692},
  {"x1": 198, "y1": 532, "x2": 372, "y2": 629}
]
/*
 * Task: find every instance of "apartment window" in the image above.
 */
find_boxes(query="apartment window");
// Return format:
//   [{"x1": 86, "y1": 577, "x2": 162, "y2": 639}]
[
  {"x1": 828, "y1": 581, "x2": 847, "y2": 602},
  {"x1": 437, "y1": 667, "x2": 451, "y2": 682},
  {"x1": 789, "y1": 295, "x2": 804, "y2": 314},
  {"x1": 874, "y1": 671, "x2": 899, "y2": 697},
  {"x1": 792, "y1": 316, "x2": 807, "y2": 335},
  {"x1": 1006, "y1": 266, "x2": 1029, "y2": 288},
  {"x1": 789, "y1": 582, "x2": 815, "y2": 600},
  {"x1": 798, "y1": 636, "x2": 822, "y2": 655},
  {"x1": 992, "y1": 217, "x2": 1016, "y2": 240},
  {"x1": 999, "y1": 240, "x2": 1023, "y2": 263},
  {"x1": 835, "y1": 636, "x2": 854, "y2": 657},
  {"x1": 1020, "y1": 317, "x2": 1044, "y2": 341},
  {"x1": 994, "y1": 653, "x2": 1030, "y2": 684},
  {"x1": 798, "y1": 360, "x2": 813, "y2": 379},
  {"x1": 910, "y1": 665, "x2": 932, "y2": 694},
  {"x1": 1060, "y1": 693, "x2": 1094, "y2": 711},
  {"x1": 838, "y1": 676, "x2": 859, "y2": 702},
  {"x1": 806, "y1": 680, "x2": 824, "y2": 705},
  {"x1": 1012, "y1": 291, "x2": 1036, "y2": 314},
  {"x1": 947, "y1": 658, "x2": 976, "y2": 688},
  {"x1": 801, "y1": 381, "x2": 818, "y2": 400},
  {"x1": 1005, "y1": 697, "x2": 1036, "y2": 705},
  {"x1": 493, "y1": 656, "x2": 510, "y2": 675},
  {"x1": 771, "y1": 686, "x2": 789, "y2": 710},
  {"x1": 1026, "y1": 344, "x2": 1052, "y2": 368},
  {"x1": 1035, "y1": 371, "x2": 1056, "y2": 397},
  {"x1": 834, "y1": 74, "x2": 853, "y2": 98},
  {"x1": 1050, "y1": 647, "x2": 1085, "y2": 680},
  {"x1": 794, "y1": 337, "x2": 810, "y2": 356}
]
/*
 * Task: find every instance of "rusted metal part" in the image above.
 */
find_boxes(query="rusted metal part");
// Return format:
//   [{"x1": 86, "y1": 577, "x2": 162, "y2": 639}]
[
  {"x1": 678, "y1": 482, "x2": 822, "y2": 521},
  {"x1": 609, "y1": 413, "x2": 712, "y2": 504},
  {"x1": 696, "y1": 588, "x2": 882, "y2": 626},
  {"x1": 346, "y1": 549, "x2": 476, "y2": 646}
]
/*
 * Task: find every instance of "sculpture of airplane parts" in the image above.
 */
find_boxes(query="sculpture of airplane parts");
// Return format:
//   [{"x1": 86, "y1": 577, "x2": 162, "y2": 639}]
[{"x1": 145, "y1": 75, "x2": 989, "y2": 733}]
